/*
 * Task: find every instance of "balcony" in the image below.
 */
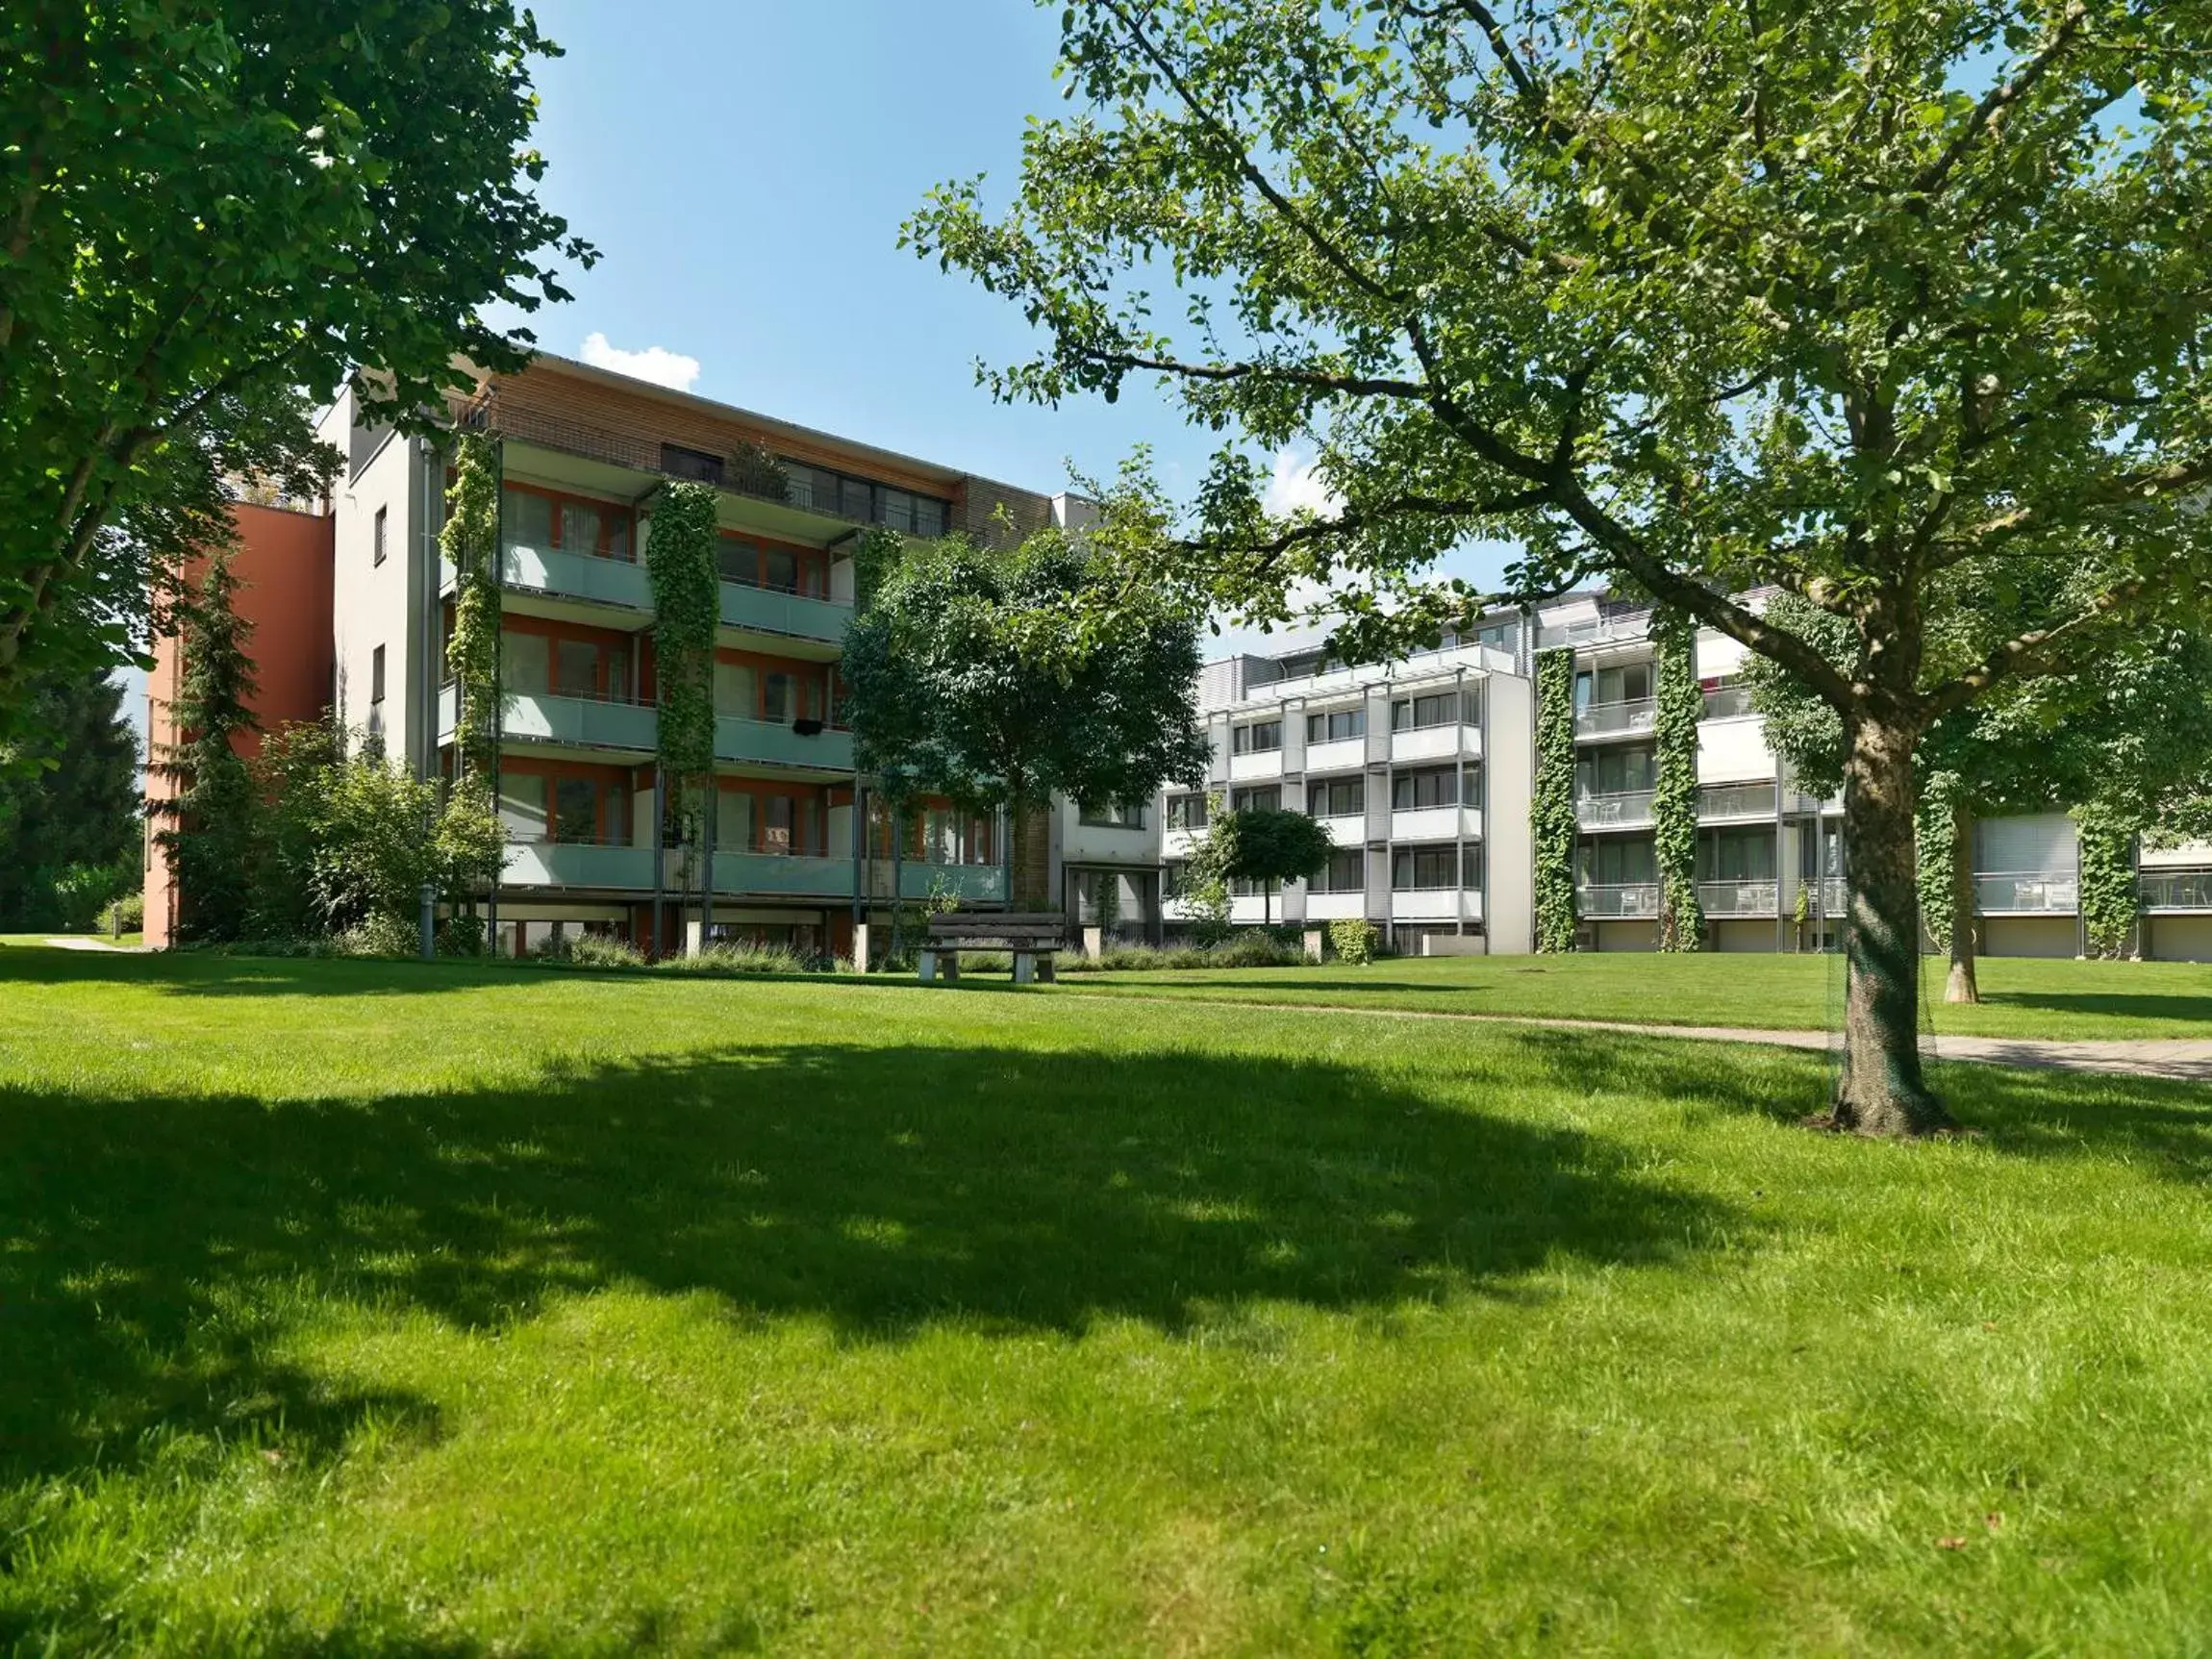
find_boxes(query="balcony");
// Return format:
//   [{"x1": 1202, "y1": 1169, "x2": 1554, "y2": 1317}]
[
  {"x1": 1388, "y1": 723, "x2": 1479, "y2": 764},
  {"x1": 1575, "y1": 698, "x2": 1656, "y2": 740},
  {"x1": 1701, "y1": 686, "x2": 1756, "y2": 720},
  {"x1": 1314, "y1": 813, "x2": 1368, "y2": 846},
  {"x1": 711, "y1": 851, "x2": 854, "y2": 899},
  {"x1": 499, "y1": 690, "x2": 658, "y2": 754},
  {"x1": 504, "y1": 840, "x2": 653, "y2": 891},
  {"x1": 715, "y1": 715, "x2": 854, "y2": 773},
  {"x1": 719, "y1": 578, "x2": 849, "y2": 646},
  {"x1": 864, "y1": 863, "x2": 1010, "y2": 904},
  {"x1": 1390, "y1": 888, "x2": 1480, "y2": 923},
  {"x1": 1976, "y1": 870, "x2": 2078, "y2": 915},
  {"x1": 2140, "y1": 868, "x2": 2212, "y2": 912},
  {"x1": 499, "y1": 543, "x2": 653, "y2": 612},
  {"x1": 1576, "y1": 789, "x2": 1655, "y2": 830},
  {"x1": 1579, "y1": 883, "x2": 1662, "y2": 919},
  {"x1": 1697, "y1": 879, "x2": 1780, "y2": 917},
  {"x1": 1697, "y1": 782, "x2": 1778, "y2": 822},
  {"x1": 1391, "y1": 805, "x2": 1482, "y2": 842}
]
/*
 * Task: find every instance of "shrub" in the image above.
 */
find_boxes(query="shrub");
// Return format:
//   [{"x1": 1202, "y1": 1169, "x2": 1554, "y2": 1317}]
[
  {"x1": 1327, "y1": 918, "x2": 1378, "y2": 966},
  {"x1": 98, "y1": 891, "x2": 146, "y2": 935},
  {"x1": 1062, "y1": 929, "x2": 1309, "y2": 973},
  {"x1": 532, "y1": 931, "x2": 644, "y2": 969},
  {"x1": 659, "y1": 943, "x2": 815, "y2": 976},
  {"x1": 337, "y1": 913, "x2": 418, "y2": 958}
]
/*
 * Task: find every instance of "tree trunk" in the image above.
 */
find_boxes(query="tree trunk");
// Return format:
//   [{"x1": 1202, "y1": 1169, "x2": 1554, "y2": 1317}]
[
  {"x1": 1265, "y1": 879, "x2": 1273, "y2": 928},
  {"x1": 1008, "y1": 781, "x2": 1049, "y2": 910},
  {"x1": 1946, "y1": 798, "x2": 1979, "y2": 1005},
  {"x1": 1832, "y1": 713, "x2": 1953, "y2": 1136}
]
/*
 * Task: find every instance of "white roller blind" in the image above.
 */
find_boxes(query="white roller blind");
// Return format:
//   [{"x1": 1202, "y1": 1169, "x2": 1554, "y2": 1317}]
[{"x1": 1974, "y1": 813, "x2": 2077, "y2": 874}]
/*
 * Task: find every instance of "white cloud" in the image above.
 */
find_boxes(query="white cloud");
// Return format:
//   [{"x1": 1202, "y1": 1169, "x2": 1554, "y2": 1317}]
[
  {"x1": 579, "y1": 331, "x2": 701, "y2": 392},
  {"x1": 1261, "y1": 443, "x2": 1342, "y2": 519}
]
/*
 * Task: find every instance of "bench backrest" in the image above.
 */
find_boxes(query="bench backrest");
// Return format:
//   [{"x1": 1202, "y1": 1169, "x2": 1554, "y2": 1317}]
[{"x1": 927, "y1": 911, "x2": 1067, "y2": 948}]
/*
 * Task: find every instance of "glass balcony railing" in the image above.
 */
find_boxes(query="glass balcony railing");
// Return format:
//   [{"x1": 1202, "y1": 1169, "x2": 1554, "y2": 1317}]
[
  {"x1": 1700, "y1": 686, "x2": 1756, "y2": 719},
  {"x1": 714, "y1": 716, "x2": 854, "y2": 771},
  {"x1": 1576, "y1": 789, "x2": 1656, "y2": 828},
  {"x1": 1697, "y1": 783, "x2": 1778, "y2": 821},
  {"x1": 1697, "y1": 878, "x2": 1780, "y2": 917},
  {"x1": 1578, "y1": 883, "x2": 1662, "y2": 918},
  {"x1": 1575, "y1": 698, "x2": 1656, "y2": 738},
  {"x1": 1975, "y1": 870, "x2": 2078, "y2": 914},
  {"x1": 2139, "y1": 868, "x2": 2212, "y2": 911},
  {"x1": 864, "y1": 863, "x2": 1009, "y2": 903},
  {"x1": 501, "y1": 690, "x2": 658, "y2": 753}
]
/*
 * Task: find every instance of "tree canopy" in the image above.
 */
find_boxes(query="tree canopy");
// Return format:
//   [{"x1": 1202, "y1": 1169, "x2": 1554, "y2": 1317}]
[
  {"x1": 842, "y1": 527, "x2": 1211, "y2": 907},
  {"x1": 1216, "y1": 806, "x2": 1333, "y2": 926},
  {"x1": 0, "y1": 0, "x2": 591, "y2": 730},
  {"x1": 907, "y1": 0, "x2": 2212, "y2": 1134},
  {"x1": 0, "y1": 669, "x2": 139, "y2": 928}
]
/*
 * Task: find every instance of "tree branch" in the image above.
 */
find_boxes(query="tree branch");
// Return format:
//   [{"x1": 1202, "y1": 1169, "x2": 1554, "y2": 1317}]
[
  {"x1": 1913, "y1": 0, "x2": 2090, "y2": 196},
  {"x1": 1923, "y1": 576, "x2": 2149, "y2": 717}
]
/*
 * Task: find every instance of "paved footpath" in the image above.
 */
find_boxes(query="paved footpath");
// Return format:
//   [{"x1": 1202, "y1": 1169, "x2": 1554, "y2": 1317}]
[{"x1": 1062, "y1": 992, "x2": 2212, "y2": 1085}]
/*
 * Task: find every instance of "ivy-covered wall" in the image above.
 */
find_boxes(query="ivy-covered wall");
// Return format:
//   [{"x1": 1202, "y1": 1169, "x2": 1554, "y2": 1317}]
[
  {"x1": 2075, "y1": 801, "x2": 2141, "y2": 959},
  {"x1": 1649, "y1": 607, "x2": 1703, "y2": 950},
  {"x1": 1533, "y1": 647, "x2": 1578, "y2": 951},
  {"x1": 645, "y1": 481, "x2": 721, "y2": 861},
  {"x1": 440, "y1": 434, "x2": 501, "y2": 781}
]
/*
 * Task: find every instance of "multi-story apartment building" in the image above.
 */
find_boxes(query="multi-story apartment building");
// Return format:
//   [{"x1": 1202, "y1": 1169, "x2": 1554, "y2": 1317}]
[
  {"x1": 149, "y1": 352, "x2": 1111, "y2": 958},
  {"x1": 1160, "y1": 591, "x2": 2212, "y2": 961},
  {"x1": 1159, "y1": 634, "x2": 1537, "y2": 952}
]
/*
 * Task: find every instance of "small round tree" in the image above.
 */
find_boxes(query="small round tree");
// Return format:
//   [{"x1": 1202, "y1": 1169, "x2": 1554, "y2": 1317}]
[{"x1": 1218, "y1": 806, "x2": 1333, "y2": 928}]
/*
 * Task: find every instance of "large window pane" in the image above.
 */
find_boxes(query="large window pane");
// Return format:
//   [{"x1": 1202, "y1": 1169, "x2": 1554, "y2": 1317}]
[
  {"x1": 716, "y1": 536, "x2": 758, "y2": 586},
  {"x1": 504, "y1": 490, "x2": 553, "y2": 558},
  {"x1": 498, "y1": 774, "x2": 546, "y2": 837},
  {"x1": 553, "y1": 778, "x2": 598, "y2": 842},
  {"x1": 715, "y1": 661, "x2": 756, "y2": 718},
  {"x1": 763, "y1": 672, "x2": 793, "y2": 723},
  {"x1": 500, "y1": 632, "x2": 548, "y2": 695},
  {"x1": 762, "y1": 794, "x2": 795, "y2": 853},
  {"x1": 717, "y1": 789, "x2": 754, "y2": 852},
  {"x1": 764, "y1": 547, "x2": 797, "y2": 593},
  {"x1": 555, "y1": 641, "x2": 600, "y2": 698}
]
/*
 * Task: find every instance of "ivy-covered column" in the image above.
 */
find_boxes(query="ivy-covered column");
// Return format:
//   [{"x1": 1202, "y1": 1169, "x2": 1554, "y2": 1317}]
[
  {"x1": 1532, "y1": 647, "x2": 1579, "y2": 952},
  {"x1": 2075, "y1": 801, "x2": 2141, "y2": 960},
  {"x1": 440, "y1": 434, "x2": 501, "y2": 783},
  {"x1": 646, "y1": 481, "x2": 720, "y2": 953},
  {"x1": 1649, "y1": 607, "x2": 1704, "y2": 950}
]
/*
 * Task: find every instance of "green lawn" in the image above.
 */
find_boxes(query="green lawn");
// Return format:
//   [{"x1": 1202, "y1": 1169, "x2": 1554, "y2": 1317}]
[
  {"x1": 1065, "y1": 949, "x2": 2212, "y2": 1041},
  {"x1": 4, "y1": 943, "x2": 2212, "y2": 1654}
]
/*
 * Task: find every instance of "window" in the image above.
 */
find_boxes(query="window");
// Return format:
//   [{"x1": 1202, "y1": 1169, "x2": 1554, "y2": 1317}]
[
  {"x1": 783, "y1": 461, "x2": 953, "y2": 538},
  {"x1": 1309, "y1": 776, "x2": 1365, "y2": 817},
  {"x1": 1165, "y1": 793, "x2": 1209, "y2": 832},
  {"x1": 369, "y1": 643, "x2": 386, "y2": 704},
  {"x1": 716, "y1": 788, "x2": 754, "y2": 852},
  {"x1": 763, "y1": 671, "x2": 793, "y2": 723},
  {"x1": 1232, "y1": 719, "x2": 1282, "y2": 755},
  {"x1": 372, "y1": 506, "x2": 388, "y2": 566},
  {"x1": 555, "y1": 641, "x2": 601, "y2": 699},
  {"x1": 1574, "y1": 661, "x2": 1654, "y2": 710},
  {"x1": 1305, "y1": 706, "x2": 1365, "y2": 743},
  {"x1": 502, "y1": 487, "x2": 632, "y2": 562},
  {"x1": 1698, "y1": 828, "x2": 1779, "y2": 881},
  {"x1": 1079, "y1": 800, "x2": 1147, "y2": 829},
  {"x1": 1391, "y1": 689, "x2": 1479, "y2": 731},
  {"x1": 1393, "y1": 767, "x2": 1459, "y2": 811},
  {"x1": 502, "y1": 632, "x2": 549, "y2": 695},
  {"x1": 1579, "y1": 838, "x2": 1658, "y2": 887},
  {"x1": 498, "y1": 774, "x2": 547, "y2": 837},
  {"x1": 1392, "y1": 844, "x2": 1463, "y2": 890},
  {"x1": 1314, "y1": 848, "x2": 1367, "y2": 893},
  {"x1": 552, "y1": 778, "x2": 599, "y2": 842},
  {"x1": 1231, "y1": 786, "x2": 1280, "y2": 814},
  {"x1": 661, "y1": 443, "x2": 724, "y2": 486},
  {"x1": 1577, "y1": 745, "x2": 1657, "y2": 796},
  {"x1": 716, "y1": 660, "x2": 758, "y2": 719}
]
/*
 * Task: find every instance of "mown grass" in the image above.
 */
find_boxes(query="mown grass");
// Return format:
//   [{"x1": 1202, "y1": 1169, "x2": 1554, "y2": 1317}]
[
  {"x1": 3, "y1": 943, "x2": 2211, "y2": 1654},
  {"x1": 1065, "y1": 948, "x2": 2212, "y2": 1041}
]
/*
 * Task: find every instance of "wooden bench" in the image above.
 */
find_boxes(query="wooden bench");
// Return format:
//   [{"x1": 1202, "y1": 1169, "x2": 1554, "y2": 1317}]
[{"x1": 919, "y1": 912, "x2": 1068, "y2": 985}]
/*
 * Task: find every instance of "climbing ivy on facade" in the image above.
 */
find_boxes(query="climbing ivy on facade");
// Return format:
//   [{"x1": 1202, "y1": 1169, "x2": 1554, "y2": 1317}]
[
  {"x1": 645, "y1": 482, "x2": 721, "y2": 859},
  {"x1": 2074, "y1": 801, "x2": 2141, "y2": 959},
  {"x1": 440, "y1": 434, "x2": 501, "y2": 781},
  {"x1": 1532, "y1": 647, "x2": 1579, "y2": 952},
  {"x1": 1649, "y1": 607, "x2": 1703, "y2": 951}
]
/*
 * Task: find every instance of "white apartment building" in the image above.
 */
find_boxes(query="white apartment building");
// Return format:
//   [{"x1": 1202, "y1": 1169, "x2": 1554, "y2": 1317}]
[{"x1": 1159, "y1": 592, "x2": 2212, "y2": 960}]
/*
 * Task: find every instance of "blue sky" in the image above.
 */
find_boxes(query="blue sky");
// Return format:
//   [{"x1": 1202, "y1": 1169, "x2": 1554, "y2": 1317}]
[{"x1": 507, "y1": 0, "x2": 1512, "y2": 654}]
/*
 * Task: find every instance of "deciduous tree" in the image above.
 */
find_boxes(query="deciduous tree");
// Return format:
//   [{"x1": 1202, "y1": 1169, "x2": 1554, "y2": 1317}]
[
  {"x1": 0, "y1": 0, "x2": 591, "y2": 728},
  {"x1": 1218, "y1": 806, "x2": 1333, "y2": 927},
  {"x1": 909, "y1": 0, "x2": 2212, "y2": 1133},
  {"x1": 843, "y1": 528, "x2": 1211, "y2": 909}
]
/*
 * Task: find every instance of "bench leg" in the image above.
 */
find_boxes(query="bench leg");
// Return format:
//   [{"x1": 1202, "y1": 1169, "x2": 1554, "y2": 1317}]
[
  {"x1": 1035, "y1": 954, "x2": 1056, "y2": 984},
  {"x1": 1012, "y1": 951, "x2": 1036, "y2": 985},
  {"x1": 917, "y1": 949, "x2": 938, "y2": 984},
  {"x1": 943, "y1": 952, "x2": 961, "y2": 982}
]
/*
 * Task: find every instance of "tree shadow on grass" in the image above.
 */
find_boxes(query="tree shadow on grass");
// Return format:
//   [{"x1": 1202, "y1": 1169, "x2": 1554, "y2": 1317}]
[
  {"x1": 0, "y1": 1039, "x2": 1737, "y2": 1494},
  {"x1": 1973, "y1": 990, "x2": 2212, "y2": 1031}
]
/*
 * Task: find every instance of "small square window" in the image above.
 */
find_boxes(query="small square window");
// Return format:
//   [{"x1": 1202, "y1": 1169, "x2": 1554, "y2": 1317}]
[{"x1": 372, "y1": 506, "x2": 388, "y2": 566}]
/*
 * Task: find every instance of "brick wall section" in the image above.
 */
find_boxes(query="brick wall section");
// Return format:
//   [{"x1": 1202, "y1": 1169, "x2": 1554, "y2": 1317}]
[{"x1": 144, "y1": 502, "x2": 336, "y2": 948}]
